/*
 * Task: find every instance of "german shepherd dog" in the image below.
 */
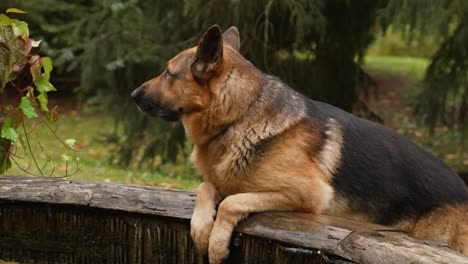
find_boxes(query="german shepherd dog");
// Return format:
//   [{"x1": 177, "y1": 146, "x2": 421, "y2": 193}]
[{"x1": 131, "y1": 25, "x2": 468, "y2": 263}]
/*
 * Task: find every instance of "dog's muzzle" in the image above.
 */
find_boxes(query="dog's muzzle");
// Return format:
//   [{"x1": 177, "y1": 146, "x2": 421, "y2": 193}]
[{"x1": 131, "y1": 88, "x2": 181, "y2": 122}]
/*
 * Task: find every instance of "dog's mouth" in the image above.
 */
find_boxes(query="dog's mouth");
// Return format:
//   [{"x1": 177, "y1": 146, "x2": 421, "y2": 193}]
[
  {"x1": 131, "y1": 88, "x2": 181, "y2": 122},
  {"x1": 156, "y1": 110, "x2": 181, "y2": 122},
  {"x1": 136, "y1": 105, "x2": 181, "y2": 122}
]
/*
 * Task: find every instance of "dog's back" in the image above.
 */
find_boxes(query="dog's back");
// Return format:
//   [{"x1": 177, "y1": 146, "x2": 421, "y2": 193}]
[{"x1": 309, "y1": 100, "x2": 468, "y2": 214}]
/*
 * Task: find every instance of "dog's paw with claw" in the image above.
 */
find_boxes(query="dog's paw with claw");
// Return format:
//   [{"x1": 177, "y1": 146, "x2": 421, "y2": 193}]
[
  {"x1": 208, "y1": 229, "x2": 231, "y2": 264},
  {"x1": 190, "y1": 209, "x2": 216, "y2": 254}
]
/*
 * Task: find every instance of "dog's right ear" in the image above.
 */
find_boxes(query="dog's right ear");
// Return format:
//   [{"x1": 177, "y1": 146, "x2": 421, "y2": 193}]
[
  {"x1": 223, "y1": 26, "x2": 240, "y2": 51},
  {"x1": 192, "y1": 25, "x2": 223, "y2": 80}
]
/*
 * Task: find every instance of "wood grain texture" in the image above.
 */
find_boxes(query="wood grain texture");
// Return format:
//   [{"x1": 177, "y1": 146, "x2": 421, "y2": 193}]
[
  {"x1": 0, "y1": 175, "x2": 467, "y2": 264},
  {"x1": 0, "y1": 176, "x2": 196, "y2": 219}
]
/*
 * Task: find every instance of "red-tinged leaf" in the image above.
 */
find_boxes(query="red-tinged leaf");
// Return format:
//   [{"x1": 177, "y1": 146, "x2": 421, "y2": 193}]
[
  {"x1": 22, "y1": 36, "x2": 32, "y2": 54},
  {"x1": 29, "y1": 55, "x2": 42, "y2": 82}
]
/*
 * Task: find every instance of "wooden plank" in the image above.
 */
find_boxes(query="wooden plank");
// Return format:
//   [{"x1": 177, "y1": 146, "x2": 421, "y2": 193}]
[
  {"x1": 236, "y1": 212, "x2": 353, "y2": 252},
  {"x1": 0, "y1": 176, "x2": 195, "y2": 220},
  {"x1": 336, "y1": 230, "x2": 468, "y2": 264},
  {"x1": 0, "y1": 175, "x2": 467, "y2": 263},
  {"x1": 236, "y1": 212, "x2": 468, "y2": 264}
]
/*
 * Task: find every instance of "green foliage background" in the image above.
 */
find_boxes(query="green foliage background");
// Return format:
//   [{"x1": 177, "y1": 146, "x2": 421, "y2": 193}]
[{"x1": 1, "y1": 0, "x2": 466, "y2": 170}]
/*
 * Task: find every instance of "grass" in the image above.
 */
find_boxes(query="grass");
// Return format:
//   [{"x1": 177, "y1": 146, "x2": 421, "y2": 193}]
[
  {"x1": 364, "y1": 56, "x2": 429, "y2": 81},
  {"x1": 5, "y1": 112, "x2": 201, "y2": 190}
]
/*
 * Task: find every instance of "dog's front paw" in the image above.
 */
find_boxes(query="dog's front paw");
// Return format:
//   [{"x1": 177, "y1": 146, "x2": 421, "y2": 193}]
[
  {"x1": 190, "y1": 209, "x2": 216, "y2": 254},
  {"x1": 208, "y1": 229, "x2": 231, "y2": 264}
]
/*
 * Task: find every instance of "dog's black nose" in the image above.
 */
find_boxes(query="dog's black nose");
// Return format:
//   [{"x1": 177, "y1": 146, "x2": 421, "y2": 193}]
[{"x1": 131, "y1": 88, "x2": 143, "y2": 101}]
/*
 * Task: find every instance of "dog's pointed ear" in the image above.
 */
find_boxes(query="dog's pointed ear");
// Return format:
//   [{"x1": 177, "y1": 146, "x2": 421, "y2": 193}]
[
  {"x1": 192, "y1": 25, "x2": 223, "y2": 80},
  {"x1": 223, "y1": 26, "x2": 240, "y2": 51}
]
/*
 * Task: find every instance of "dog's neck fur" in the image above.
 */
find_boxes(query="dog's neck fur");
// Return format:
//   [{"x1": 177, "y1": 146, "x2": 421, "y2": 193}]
[
  {"x1": 188, "y1": 70, "x2": 308, "y2": 182},
  {"x1": 224, "y1": 75, "x2": 308, "y2": 142},
  {"x1": 218, "y1": 76, "x2": 308, "y2": 169},
  {"x1": 182, "y1": 51, "x2": 262, "y2": 145}
]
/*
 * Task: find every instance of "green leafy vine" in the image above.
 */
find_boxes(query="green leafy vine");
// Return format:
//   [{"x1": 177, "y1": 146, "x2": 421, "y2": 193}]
[{"x1": 0, "y1": 8, "x2": 79, "y2": 176}]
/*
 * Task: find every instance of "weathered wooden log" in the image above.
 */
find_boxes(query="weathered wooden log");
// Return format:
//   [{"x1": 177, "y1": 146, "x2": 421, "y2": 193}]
[{"x1": 0, "y1": 175, "x2": 467, "y2": 264}]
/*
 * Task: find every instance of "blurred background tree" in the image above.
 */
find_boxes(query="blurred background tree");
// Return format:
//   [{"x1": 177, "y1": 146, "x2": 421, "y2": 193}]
[
  {"x1": 378, "y1": 0, "x2": 468, "y2": 135},
  {"x1": 1, "y1": 0, "x2": 467, "y2": 186}
]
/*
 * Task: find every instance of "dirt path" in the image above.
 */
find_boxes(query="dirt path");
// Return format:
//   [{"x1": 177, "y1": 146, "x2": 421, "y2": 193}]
[{"x1": 367, "y1": 70, "x2": 409, "y2": 128}]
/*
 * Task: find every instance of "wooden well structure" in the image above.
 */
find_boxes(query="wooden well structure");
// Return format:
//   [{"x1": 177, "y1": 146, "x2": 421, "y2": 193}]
[{"x1": 0, "y1": 176, "x2": 467, "y2": 263}]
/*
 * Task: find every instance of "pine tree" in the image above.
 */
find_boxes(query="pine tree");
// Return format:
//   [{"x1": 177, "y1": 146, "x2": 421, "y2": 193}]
[{"x1": 379, "y1": 0, "x2": 468, "y2": 135}]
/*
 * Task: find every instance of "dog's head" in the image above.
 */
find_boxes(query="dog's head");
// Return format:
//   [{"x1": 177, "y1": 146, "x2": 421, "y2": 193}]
[{"x1": 131, "y1": 25, "x2": 244, "y2": 122}]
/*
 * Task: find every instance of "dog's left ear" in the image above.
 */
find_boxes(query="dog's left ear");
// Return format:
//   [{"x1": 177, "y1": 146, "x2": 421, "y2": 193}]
[
  {"x1": 192, "y1": 25, "x2": 223, "y2": 80},
  {"x1": 223, "y1": 26, "x2": 240, "y2": 51}
]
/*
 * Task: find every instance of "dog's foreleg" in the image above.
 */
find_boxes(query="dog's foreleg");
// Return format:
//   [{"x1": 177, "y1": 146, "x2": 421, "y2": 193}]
[
  {"x1": 208, "y1": 191, "x2": 320, "y2": 264},
  {"x1": 191, "y1": 182, "x2": 222, "y2": 255}
]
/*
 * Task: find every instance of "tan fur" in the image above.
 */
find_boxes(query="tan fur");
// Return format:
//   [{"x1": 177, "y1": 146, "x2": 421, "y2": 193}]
[
  {"x1": 395, "y1": 204, "x2": 468, "y2": 255},
  {"x1": 190, "y1": 182, "x2": 221, "y2": 254},
  {"x1": 316, "y1": 118, "x2": 343, "y2": 180},
  {"x1": 193, "y1": 122, "x2": 331, "y2": 205},
  {"x1": 192, "y1": 120, "x2": 334, "y2": 262},
  {"x1": 135, "y1": 26, "x2": 468, "y2": 262},
  {"x1": 322, "y1": 195, "x2": 375, "y2": 223}
]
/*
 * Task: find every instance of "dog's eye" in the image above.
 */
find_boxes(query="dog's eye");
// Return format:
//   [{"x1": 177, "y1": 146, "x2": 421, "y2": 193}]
[{"x1": 164, "y1": 68, "x2": 174, "y2": 79}]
